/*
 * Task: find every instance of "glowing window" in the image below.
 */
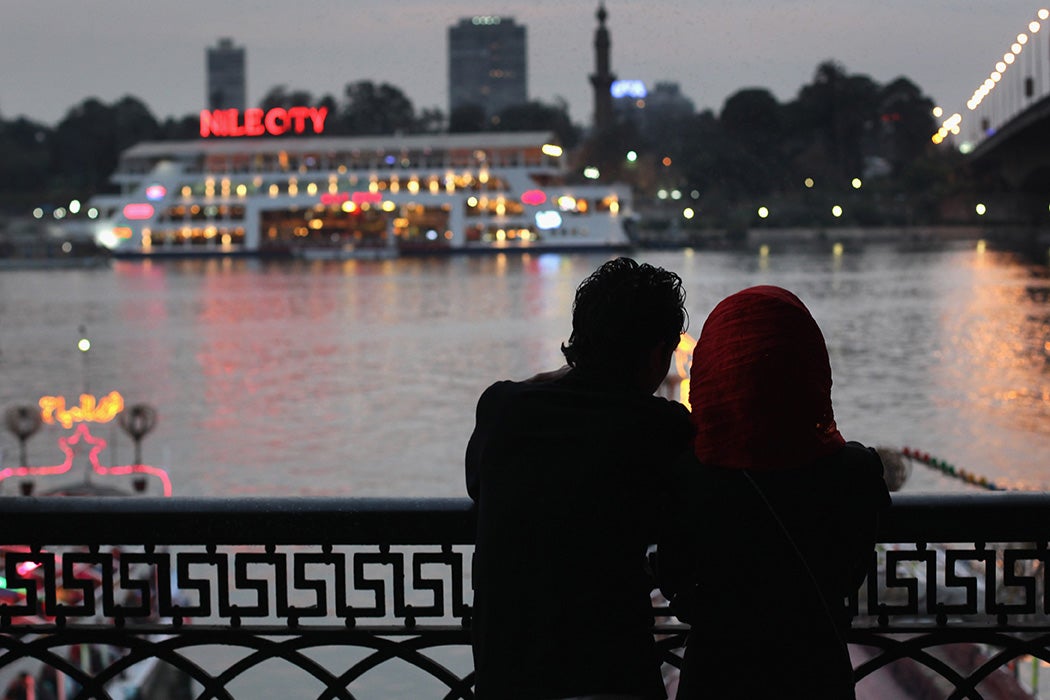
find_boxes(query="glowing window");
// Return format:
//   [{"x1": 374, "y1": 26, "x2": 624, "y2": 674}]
[{"x1": 535, "y1": 211, "x2": 563, "y2": 230}]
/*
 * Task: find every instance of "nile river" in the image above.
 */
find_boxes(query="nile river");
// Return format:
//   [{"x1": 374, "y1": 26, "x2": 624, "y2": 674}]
[{"x1": 0, "y1": 241, "x2": 1047, "y2": 496}]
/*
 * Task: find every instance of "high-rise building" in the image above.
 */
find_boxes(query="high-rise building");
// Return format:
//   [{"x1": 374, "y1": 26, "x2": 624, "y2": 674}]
[
  {"x1": 448, "y1": 16, "x2": 527, "y2": 122},
  {"x1": 206, "y1": 38, "x2": 246, "y2": 110}
]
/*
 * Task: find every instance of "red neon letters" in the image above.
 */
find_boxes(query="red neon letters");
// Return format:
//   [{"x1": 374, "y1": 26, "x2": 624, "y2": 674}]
[{"x1": 200, "y1": 106, "x2": 329, "y2": 138}]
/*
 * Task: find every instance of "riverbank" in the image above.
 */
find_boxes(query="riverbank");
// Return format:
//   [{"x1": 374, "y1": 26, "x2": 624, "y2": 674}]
[
  {"x1": 633, "y1": 224, "x2": 989, "y2": 250},
  {"x1": 0, "y1": 226, "x2": 992, "y2": 265}
]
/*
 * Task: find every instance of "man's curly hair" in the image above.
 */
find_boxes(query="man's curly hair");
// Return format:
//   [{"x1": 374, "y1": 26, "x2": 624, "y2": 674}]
[{"x1": 561, "y1": 257, "x2": 687, "y2": 373}]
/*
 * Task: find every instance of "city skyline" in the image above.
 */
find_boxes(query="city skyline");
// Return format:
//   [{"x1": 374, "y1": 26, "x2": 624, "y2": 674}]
[{"x1": 2, "y1": 1, "x2": 1047, "y2": 128}]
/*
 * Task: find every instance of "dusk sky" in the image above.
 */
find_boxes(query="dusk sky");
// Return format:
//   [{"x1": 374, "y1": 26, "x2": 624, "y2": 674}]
[{"x1": 3, "y1": 1, "x2": 1048, "y2": 128}]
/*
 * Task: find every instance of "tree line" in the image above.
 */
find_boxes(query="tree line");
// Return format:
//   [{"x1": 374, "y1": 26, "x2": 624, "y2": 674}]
[
  {"x1": 590, "y1": 61, "x2": 966, "y2": 228},
  {"x1": 0, "y1": 62, "x2": 965, "y2": 226}
]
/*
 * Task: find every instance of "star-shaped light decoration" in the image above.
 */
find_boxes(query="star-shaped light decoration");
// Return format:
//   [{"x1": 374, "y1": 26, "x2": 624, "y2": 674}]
[{"x1": 0, "y1": 424, "x2": 171, "y2": 497}]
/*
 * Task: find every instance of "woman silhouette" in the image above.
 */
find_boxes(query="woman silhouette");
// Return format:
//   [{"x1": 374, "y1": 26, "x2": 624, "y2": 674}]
[{"x1": 659, "y1": 285, "x2": 890, "y2": 699}]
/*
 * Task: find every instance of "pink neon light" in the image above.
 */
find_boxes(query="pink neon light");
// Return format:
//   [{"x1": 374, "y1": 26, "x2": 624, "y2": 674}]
[
  {"x1": 123, "y1": 203, "x2": 155, "y2": 220},
  {"x1": 320, "y1": 192, "x2": 350, "y2": 206},
  {"x1": 521, "y1": 190, "x2": 547, "y2": 206},
  {"x1": 351, "y1": 191, "x2": 383, "y2": 205},
  {"x1": 0, "y1": 424, "x2": 172, "y2": 497},
  {"x1": 145, "y1": 185, "x2": 167, "y2": 201},
  {"x1": 15, "y1": 561, "x2": 41, "y2": 576}
]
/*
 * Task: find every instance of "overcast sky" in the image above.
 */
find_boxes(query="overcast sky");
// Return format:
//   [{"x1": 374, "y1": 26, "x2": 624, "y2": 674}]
[{"x1": 3, "y1": 1, "x2": 1047, "y2": 127}]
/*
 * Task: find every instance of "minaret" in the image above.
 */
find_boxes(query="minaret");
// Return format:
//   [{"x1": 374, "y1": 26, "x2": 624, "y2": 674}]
[{"x1": 589, "y1": 3, "x2": 615, "y2": 133}]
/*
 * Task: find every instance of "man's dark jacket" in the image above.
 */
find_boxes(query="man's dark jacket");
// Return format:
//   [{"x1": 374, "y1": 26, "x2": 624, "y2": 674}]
[{"x1": 466, "y1": 369, "x2": 692, "y2": 699}]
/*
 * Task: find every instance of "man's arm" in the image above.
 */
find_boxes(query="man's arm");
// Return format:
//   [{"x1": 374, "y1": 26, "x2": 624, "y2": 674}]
[{"x1": 465, "y1": 382, "x2": 507, "y2": 501}]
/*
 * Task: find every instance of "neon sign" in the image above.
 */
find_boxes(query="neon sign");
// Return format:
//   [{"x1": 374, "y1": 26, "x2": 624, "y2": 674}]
[
  {"x1": 351, "y1": 191, "x2": 383, "y2": 205},
  {"x1": 39, "y1": 392, "x2": 125, "y2": 429},
  {"x1": 123, "y1": 203, "x2": 155, "y2": 220},
  {"x1": 521, "y1": 190, "x2": 547, "y2": 206},
  {"x1": 611, "y1": 80, "x2": 648, "y2": 99},
  {"x1": 200, "y1": 106, "x2": 329, "y2": 138},
  {"x1": 320, "y1": 192, "x2": 350, "y2": 206},
  {"x1": 0, "y1": 424, "x2": 172, "y2": 497}
]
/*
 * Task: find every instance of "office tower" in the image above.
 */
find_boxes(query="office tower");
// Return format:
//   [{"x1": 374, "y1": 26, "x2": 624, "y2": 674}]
[
  {"x1": 448, "y1": 16, "x2": 527, "y2": 122},
  {"x1": 207, "y1": 38, "x2": 246, "y2": 110}
]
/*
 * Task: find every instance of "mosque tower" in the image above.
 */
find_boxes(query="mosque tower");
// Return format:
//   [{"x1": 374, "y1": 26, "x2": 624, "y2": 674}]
[{"x1": 589, "y1": 3, "x2": 615, "y2": 133}]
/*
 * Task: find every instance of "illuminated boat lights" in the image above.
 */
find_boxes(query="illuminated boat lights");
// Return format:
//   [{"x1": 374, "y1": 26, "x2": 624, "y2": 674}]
[{"x1": 93, "y1": 131, "x2": 634, "y2": 255}]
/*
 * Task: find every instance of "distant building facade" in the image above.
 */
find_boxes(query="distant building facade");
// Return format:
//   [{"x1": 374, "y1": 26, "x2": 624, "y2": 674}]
[
  {"x1": 613, "y1": 81, "x2": 695, "y2": 142},
  {"x1": 448, "y1": 16, "x2": 527, "y2": 123},
  {"x1": 207, "y1": 38, "x2": 246, "y2": 110}
]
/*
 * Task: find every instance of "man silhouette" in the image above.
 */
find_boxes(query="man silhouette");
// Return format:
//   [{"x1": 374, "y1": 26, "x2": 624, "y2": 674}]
[{"x1": 466, "y1": 257, "x2": 693, "y2": 699}]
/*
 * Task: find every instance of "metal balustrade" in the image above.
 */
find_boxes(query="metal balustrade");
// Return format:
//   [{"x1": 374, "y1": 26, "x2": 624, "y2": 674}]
[{"x1": 0, "y1": 494, "x2": 1048, "y2": 699}]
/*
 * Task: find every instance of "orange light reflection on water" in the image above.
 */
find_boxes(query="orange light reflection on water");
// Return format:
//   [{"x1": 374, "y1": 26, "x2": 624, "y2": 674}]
[
  {"x1": 930, "y1": 248, "x2": 1050, "y2": 488},
  {"x1": 663, "y1": 332, "x2": 696, "y2": 410}
]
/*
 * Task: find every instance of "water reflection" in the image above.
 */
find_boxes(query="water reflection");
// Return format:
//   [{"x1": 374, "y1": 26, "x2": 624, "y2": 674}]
[{"x1": 0, "y1": 244, "x2": 1045, "y2": 496}]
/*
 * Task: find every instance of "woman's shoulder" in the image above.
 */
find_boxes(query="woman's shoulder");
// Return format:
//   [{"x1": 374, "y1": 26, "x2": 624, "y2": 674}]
[
  {"x1": 834, "y1": 441, "x2": 888, "y2": 479},
  {"x1": 737, "y1": 442, "x2": 889, "y2": 503},
  {"x1": 819, "y1": 441, "x2": 892, "y2": 506}
]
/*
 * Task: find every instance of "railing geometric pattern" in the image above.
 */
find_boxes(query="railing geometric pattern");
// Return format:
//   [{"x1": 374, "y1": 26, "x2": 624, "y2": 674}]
[
  {"x1": 0, "y1": 494, "x2": 1048, "y2": 698},
  {"x1": 3, "y1": 546, "x2": 470, "y2": 627}
]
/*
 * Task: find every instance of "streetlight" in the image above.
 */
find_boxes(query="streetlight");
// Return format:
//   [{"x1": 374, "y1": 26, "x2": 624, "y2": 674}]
[
  {"x1": 78, "y1": 325, "x2": 91, "y2": 395},
  {"x1": 4, "y1": 406, "x2": 41, "y2": 468}
]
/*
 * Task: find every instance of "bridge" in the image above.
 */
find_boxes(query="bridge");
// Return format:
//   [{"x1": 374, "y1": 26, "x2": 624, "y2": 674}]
[
  {"x1": 938, "y1": 8, "x2": 1050, "y2": 226},
  {"x1": 2, "y1": 495, "x2": 1050, "y2": 699}
]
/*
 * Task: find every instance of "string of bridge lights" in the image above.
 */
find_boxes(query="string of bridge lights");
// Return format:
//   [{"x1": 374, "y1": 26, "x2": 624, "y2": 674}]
[{"x1": 932, "y1": 8, "x2": 1050, "y2": 145}]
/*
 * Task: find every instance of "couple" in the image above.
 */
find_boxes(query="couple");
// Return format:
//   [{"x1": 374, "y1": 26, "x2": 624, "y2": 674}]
[{"x1": 465, "y1": 257, "x2": 890, "y2": 700}]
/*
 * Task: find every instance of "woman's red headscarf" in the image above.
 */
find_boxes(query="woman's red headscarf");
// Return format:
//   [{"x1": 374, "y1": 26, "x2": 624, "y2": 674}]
[{"x1": 689, "y1": 286, "x2": 844, "y2": 470}]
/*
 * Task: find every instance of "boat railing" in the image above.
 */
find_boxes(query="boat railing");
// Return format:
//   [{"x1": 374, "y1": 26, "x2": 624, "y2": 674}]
[{"x1": 1, "y1": 493, "x2": 1049, "y2": 698}]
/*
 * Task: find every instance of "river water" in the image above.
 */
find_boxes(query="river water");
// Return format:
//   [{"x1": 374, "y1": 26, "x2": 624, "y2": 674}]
[{"x1": 0, "y1": 241, "x2": 1047, "y2": 496}]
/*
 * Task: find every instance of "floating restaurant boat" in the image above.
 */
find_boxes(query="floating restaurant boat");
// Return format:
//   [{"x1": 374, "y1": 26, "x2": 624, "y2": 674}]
[{"x1": 88, "y1": 123, "x2": 634, "y2": 258}]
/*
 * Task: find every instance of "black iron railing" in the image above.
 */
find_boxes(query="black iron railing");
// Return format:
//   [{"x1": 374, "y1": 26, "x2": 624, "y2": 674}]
[{"x1": 0, "y1": 494, "x2": 1049, "y2": 699}]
